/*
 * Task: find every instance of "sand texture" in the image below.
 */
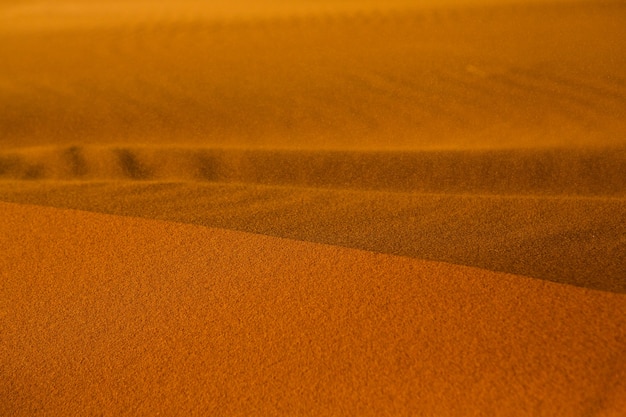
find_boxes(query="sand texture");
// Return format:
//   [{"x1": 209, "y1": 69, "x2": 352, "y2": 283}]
[
  {"x1": 1, "y1": 0, "x2": 626, "y2": 415},
  {"x1": 2, "y1": 202, "x2": 626, "y2": 416}
]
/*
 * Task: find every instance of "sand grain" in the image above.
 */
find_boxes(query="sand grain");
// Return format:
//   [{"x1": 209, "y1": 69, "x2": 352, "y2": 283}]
[{"x1": 2, "y1": 202, "x2": 625, "y2": 416}]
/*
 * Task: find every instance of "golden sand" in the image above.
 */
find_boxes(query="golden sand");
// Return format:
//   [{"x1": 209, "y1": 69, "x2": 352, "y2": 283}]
[
  {"x1": 1, "y1": 0, "x2": 625, "y2": 414},
  {"x1": 2, "y1": 202, "x2": 625, "y2": 416},
  {"x1": 1, "y1": 1, "x2": 626, "y2": 150}
]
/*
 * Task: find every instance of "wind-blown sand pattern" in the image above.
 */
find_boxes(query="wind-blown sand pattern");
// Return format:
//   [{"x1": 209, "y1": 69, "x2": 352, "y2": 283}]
[{"x1": 1, "y1": 0, "x2": 626, "y2": 415}]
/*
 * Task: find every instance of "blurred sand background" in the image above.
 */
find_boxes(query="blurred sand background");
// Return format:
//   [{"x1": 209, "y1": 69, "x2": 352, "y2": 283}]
[{"x1": 1, "y1": 0, "x2": 626, "y2": 415}]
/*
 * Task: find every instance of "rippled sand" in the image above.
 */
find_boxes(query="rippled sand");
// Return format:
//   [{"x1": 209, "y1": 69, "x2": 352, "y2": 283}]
[{"x1": 1, "y1": 0, "x2": 625, "y2": 415}]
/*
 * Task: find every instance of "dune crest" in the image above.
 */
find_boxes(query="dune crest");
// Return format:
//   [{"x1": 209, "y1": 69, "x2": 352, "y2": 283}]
[
  {"x1": 0, "y1": 0, "x2": 624, "y2": 292},
  {"x1": 2, "y1": 202, "x2": 625, "y2": 416},
  {"x1": 1, "y1": 0, "x2": 625, "y2": 412},
  {"x1": 0, "y1": 0, "x2": 599, "y2": 32},
  {"x1": 1, "y1": 145, "x2": 625, "y2": 196}
]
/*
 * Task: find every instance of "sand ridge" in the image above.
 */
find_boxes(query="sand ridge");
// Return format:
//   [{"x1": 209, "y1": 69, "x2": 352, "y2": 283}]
[
  {"x1": 2, "y1": 201, "x2": 626, "y2": 416},
  {"x1": 1, "y1": 145, "x2": 625, "y2": 196},
  {"x1": 2, "y1": 181, "x2": 624, "y2": 293},
  {"x1": 0, "y1": 0, "x2": 603, "y2": 32},
  {"x1": 1, "y1": 0, "x2": 626, "y2": 413},
  {"x1": 0, "y1": 0, "x2": 624, "y2": 289}
]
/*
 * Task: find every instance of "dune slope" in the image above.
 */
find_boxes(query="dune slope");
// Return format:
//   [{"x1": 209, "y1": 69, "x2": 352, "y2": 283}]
[
  {"x1": 0, "y1": 0, "x2": 625, "y2": 292},
  {"x1": 1, "y1": 202, "x2": 625, "y2": 416},
  {"x1": 0, "y1": 146, "x2": 625, "y2": 195},
  {"x1": 1, "y1": 181, "x2": 625, "y2": 293},
  {"x1": 1, "y1": 1, "x2": 626, "y2": 413}
]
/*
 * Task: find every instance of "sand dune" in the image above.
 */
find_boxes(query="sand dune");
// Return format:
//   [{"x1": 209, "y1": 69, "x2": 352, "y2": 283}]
[
  {"x1": 1, "y1": 145, "x2": 625, "y2": 195},
  {"x1": 2, "y1": 202, "x2": 625, "y2": 416},
  {"x1": 0, "y1": 141, "x2": 624, "y2": 293},
  {"x1": 1, "y1": 0, "x2": 626, "y2": 414},
  {"x1": 2, "y1": 181, "x2": 625, "y2": 293},
  {"x1": 1, "y1": 1, "x2": 625, "y2": 150}
]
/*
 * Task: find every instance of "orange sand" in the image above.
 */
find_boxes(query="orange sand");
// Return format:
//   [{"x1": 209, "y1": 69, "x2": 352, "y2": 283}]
[
  {"x1": 1, "y1": 0, "x2": 626, "y2": 415},
  {"x1": 2, "y1": 201, "x2": 625, "y2": 416},
  {"x1": 2, "y1": 0, "x2": 626, "y2": 150}
]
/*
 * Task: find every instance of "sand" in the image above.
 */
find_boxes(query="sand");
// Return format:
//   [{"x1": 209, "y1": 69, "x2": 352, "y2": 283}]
[
  {"x1": 2, "y1": 202, "x2": 626, "y2": 416},
  {"x1": 1, "y1": 0, "x2": 626, "y2": 415}
]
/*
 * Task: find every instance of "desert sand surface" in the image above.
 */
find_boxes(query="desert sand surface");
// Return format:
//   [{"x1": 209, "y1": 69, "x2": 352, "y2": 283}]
[
  {"x1": 2, "y1": 202, "x2": 626, "y2": 416},
  {"x1": 1, "y1": 0, "x2": 626, "y2": 415}
]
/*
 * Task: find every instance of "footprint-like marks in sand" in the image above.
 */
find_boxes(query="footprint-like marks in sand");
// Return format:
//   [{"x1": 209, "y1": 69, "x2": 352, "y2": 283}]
[
  {"x1": 1, "y1": 145, "x2": 625, "y2": 197},
  {"x1": 114, "y1": 148, "x2": 152, "y2": 180},
  {"x1": 63, "y1": 146, "x2": 88, "y2": 178}
]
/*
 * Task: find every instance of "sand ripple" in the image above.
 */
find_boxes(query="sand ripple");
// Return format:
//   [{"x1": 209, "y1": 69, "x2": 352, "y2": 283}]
[{"x1": 1, "y1": 145, "x2": 625, "y2": 196}]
